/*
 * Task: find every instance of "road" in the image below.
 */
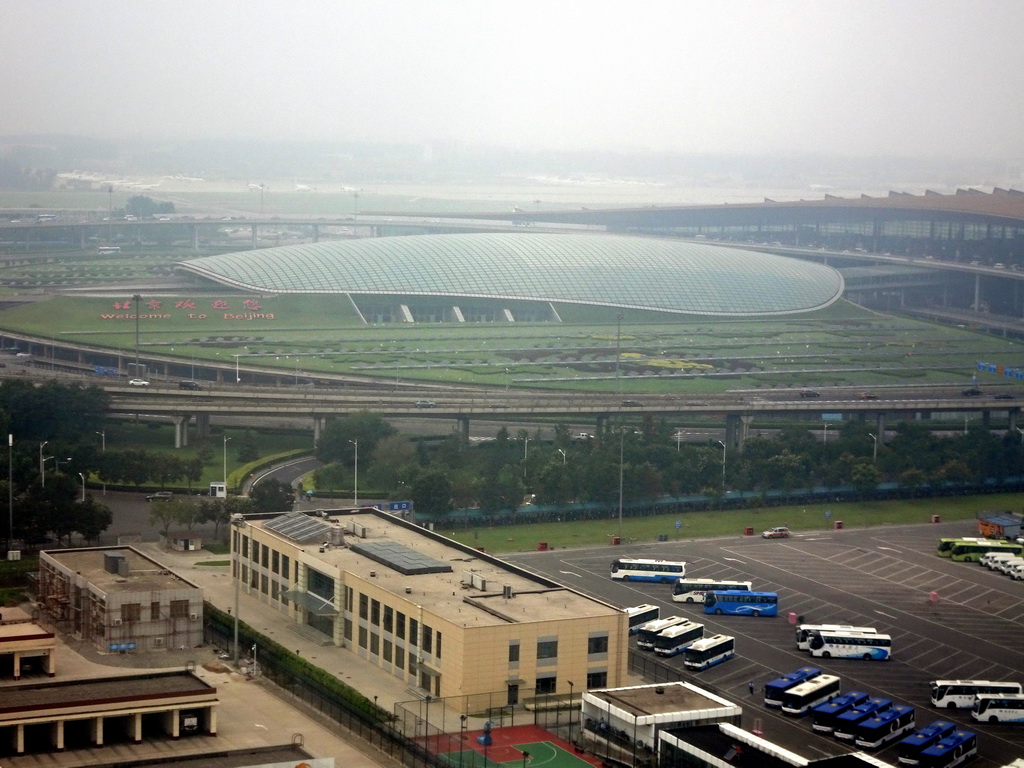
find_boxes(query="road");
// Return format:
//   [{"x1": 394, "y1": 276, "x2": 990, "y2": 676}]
[{"x1": 504, "y1": 522, "x2": 1024, "y2": 767}]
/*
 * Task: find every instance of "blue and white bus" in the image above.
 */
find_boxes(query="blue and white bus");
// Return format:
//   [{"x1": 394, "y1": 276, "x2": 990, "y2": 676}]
[
  {"x1": 672, "y1": 578, "x2": 751, "y2": 604},
  {"x1": 807, "y1": 629, "x2": 891, "y2": 660},
  {"x1": 810, "y1": 690, "x2": 870, "y2": 733},
  {"x1": 653, "y1": 621, "x2": 704, "y2": 657},
  {"x1": 682, "y1": 634, "x2": 735, "y2": 671},
  {"x1": 611, "y1": 558, "x2": 686, "y2": 583},
  {"x1": 853, "y1": 704, "x2": 916, "y2": 749},
  {"x1": 930, "y1": 679, "x2": 1023, "y2": 709},
  {"x1": 796, "y1": 623, "x2": 877, "y2": 651},
  {"x1": 625, "y1": 604, "x2": 660, "y2": 634},
  {"x1": 635, "y1": 616, "x2": 690, "y2": 650},
  {"x1": 918, "y1": 730, "x2": 977, "y2": 768},
  {"x1": 704, "y1": 590, "x2": 778, "y2": 617},
  {"x1": 763, "y1": 666, "x2": 821, "y2": 708},
  {"x1": 971, "y1": 692, "x2": 1024, "y2": 723},
  {"x1": 896, "y1": 720, "x2": 957, "y2": 767},
  {"x1": 780, "y1": 674, "x2": 842, "y2": 716},
  {"x1": 833, "y1": 698, "x2": 893, "y2": 741}
]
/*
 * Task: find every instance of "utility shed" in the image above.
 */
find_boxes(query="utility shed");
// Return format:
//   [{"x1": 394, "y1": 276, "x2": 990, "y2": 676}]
[{"x1": 977, "y1": 511, "x2": 1024, "y2": 540}]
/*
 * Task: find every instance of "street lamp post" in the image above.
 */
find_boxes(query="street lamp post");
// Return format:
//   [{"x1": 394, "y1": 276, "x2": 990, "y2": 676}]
[
  {"x1": 233, "y1": 354, "x2": 241, "y2": 384},
  {"x1": 133, "y1": 293, "x2": 141, "y2": 377},
  {"x1": 95, "y1": 431, "x2": 106, "y2": 495},
  {"x1": 823, "y1": 422, "x2": 829, "y2": 445},
  {"x1": 1016, "y1": 426, "x2": 1024, "y2": 445},
  {"x1": 38, "y1": 441, "x2": 47, "y2": 486},
  {"x1": 349, "y1": 439, "x2": 358, "y2": 507},
  {"x1": 868, "y1": 433, "x2": 878, "y2": 463},
  {"x1": 567, "y1": 680, "x2": 575, "y2": 746},
  {"x1": 231, "y1": 513, "x2": 246, "y2": 666},
  {"x1": 717, "y1": 440, "x2": 727, "y2": 489},
  {"x1": 223, "y1": 435, "x2": 231, "y2": 492},
  {"x1": 7, "y1": 434, "x2": 12, "y2": 552},
  {"x1": 615, "y1": 313, "x2": 623, "y2": 394},
  {"x1": 78, "y1": 472, "x2": 86, "y2": 502},
  {"x1": 558, "y1": 448, "x2": 566, "y2": 465},
  {"x1": 618, "y1": 430, "x2": 624, "y2": 539},
  {"x1": 459, "y1": 714, "x2": 468, "y2": 767},
  {"x1": 522, "y1": 750, "x2": 530, "y2": 768}
]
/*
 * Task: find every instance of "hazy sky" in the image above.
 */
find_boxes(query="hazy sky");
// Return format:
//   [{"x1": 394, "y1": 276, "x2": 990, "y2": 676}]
[{"x1": 3, "y1": 0, "x2": 1022, "y2": 158}]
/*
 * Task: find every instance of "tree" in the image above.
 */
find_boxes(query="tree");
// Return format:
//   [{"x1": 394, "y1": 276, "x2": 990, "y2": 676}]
[
  {"x1": 75, "y1": 497, "x2": 113, "y2": 543},
  {"x1": 236, "y1": 430, "x2": 260, "y2": 463},
  {"x1": 148, "y1": 498, "x2": 196, "y2": 542},
  {"x1": 250, "y1": 479, "x2": 294, "y2": 513},
  {"x1": 317, "y1": 412, "x2": 396, "y2": 464},
  {"x1": 411, "y1": 469, "x2": 453, "y2": 517}
]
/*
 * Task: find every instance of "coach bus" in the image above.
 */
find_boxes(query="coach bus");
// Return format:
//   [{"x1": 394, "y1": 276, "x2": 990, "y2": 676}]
[
  {"x1": 704, "y1": 590, "x2": 778, "y2": 617},
  {"x1": 853, "y1": 705, "x2": 916, "y2": 749},
  {"x1": 796, "y1": 623, "x2": 877, "y2": 651},
  {"x1": 833, "y1": 698, "x2": 893, "y2": 741},
  {"x1": 917, "y1": 730, "x2": 977, "y2": 768},
  {"x1": 971, "y1": 692, "x2": 1024, "y2": 723},
  {"x1": 635, "y1": 616, "x2": 690, "y2": 650},
  {"x1": 930, "y1": 680, "x2": 1023, "y2": 709},
  {"x1": 682, "y1": 634, "x2": 735, "y2": 671},
  {"x1": 610, "y1": 558, "x2": 686, "y2": 582},
  {"x1": 625, "y1": 604, "x2": 660, "y2": 634},
  {"x1": 763, "y1": 667, "x2": 821, "y2": 708},
  {"x1": 896, "y1": 720, "x2": 957, "y2": 766},
  {"x1": 936, "y1": 537, "x2": 986, "y2": 557},
  {"x1": 653, "y1": 621, "x2": 705, "y2": 658},
  {"x1": 672, "y1": 578, "x2": 751, "y2": 603},
  {"x1": 810, "y1": 690, "x2": 870, "y2": 733},
  {"x1": 949, "y1": 540, "x2": 1022, "y2": 563},
  {"x1": 780, "y1": 674, "x2": 842, "y2": 716},
  {"x1": 807, "y1": 629, "x2": 892, "y2": 660}
]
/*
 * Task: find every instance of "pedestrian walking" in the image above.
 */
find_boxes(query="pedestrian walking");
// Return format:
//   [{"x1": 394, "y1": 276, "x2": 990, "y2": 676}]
[{"x1": 748, "y1": 681, "x2": 755, "y2": 696}]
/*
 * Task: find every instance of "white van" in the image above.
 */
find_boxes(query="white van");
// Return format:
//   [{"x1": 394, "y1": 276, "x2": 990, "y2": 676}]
[
  {"x1": 995, "y1": 557, "x2": 1024, "y2": 575},
  {"x1": 981, "y1": 551, "x2": 1018, "y2": 569},
  {"x1": 1007, "y1": 563, "x2": 1024, "y2": 581}
]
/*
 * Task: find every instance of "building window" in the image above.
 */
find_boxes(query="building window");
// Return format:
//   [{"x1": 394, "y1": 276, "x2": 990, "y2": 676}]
[
  {"x1": 383, "y1": 639, "x2": 393, "y2": 662},
  {"x1": 422, "y1": 625, "x2": 433, "y2": 654},
  {"x1": 371, "y1": 632, "x2": 380, "y2": 655},
  {"x1": 261, "y1": 546, "x2": 269, "y2": 568},
  {"x1": 395, "y1": 646, "x2": 405, "y2": 670},
  {"x1": 169, "y1": 600, "x2": 190, "y2": 619},
  {"x1": 536, "y1": 676, "x2": 557, "y2": 695},
  {"x1": 537, "y1": 640, "x2": 558, "y2": 660},
  {"x1": 261, "y1": 574, "x2": 269, "y2": 594},
  {"x1": 409, "y1": 619, "x2": 419, "y2": 647},
  {"x1": 358, "y1": 626, "x2": 368, "y2": 649},
  {"x1": 272, "y1": 551, "x2": 279, "y2": 574},
  {"x1": 588, "y1": 634, "x2": 609, "y2": 655},
  {"x1": 436, "y1": 631, "x2": 442, "y2": 659},
  {"x1": 344, "y1": 618, "x2": 353, "y2": 641},
  {"x1": 271, "y1": 581, "x2": 279, "y2": 600},
  {"x1": 371, "y1": 599, "x2": 381, "y2": 626},
  {"x1": 509, "y1": 642, "x2": 520, "y2": 663},
  {"x1": 384, "y1": 606, "x2": 393, "y2": 633},
  {"x1": 281, "y1": 555, "x2": 290, "y2": 580},
  {"x1": 251, "y1": 541, "x2": 259, "y2": 562},
  {"x1": 587, "y1": 671, "x2": 607, "y2": 689},
  {"x1": 121, "y1": 603, "x2": 141, "y2": 623},
  {"x1": 396, "y1": 612, "x2": 406, "y2": 639},
  {"x1": 240, "y1": 534, "x2": 248, "y2": 558},
  {"x1": 345, "y1": 586, "x2": 354, "y2": 612},
  {"x1": 150, "y1": 601, "x2": 160, "y2": 620},
  {"x1": 359, "y1": 593, "x2": 369, "y2": 620}
]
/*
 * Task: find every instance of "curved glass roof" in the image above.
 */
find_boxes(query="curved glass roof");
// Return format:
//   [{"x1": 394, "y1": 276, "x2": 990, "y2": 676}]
[{"x1": 178, "y1": 233, "x2": 844, "y2": 316}]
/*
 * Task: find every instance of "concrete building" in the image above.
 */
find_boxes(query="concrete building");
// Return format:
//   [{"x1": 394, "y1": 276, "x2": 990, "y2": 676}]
[
  {"x1": 37, "y1": 546, "x2": 203, "y2": 653},
  {"x1": 231, "y1": 508, "x2": 628, "y2": 701},
  {"x1": 0, "y1": 605, "x2": 56, "y2": 680}
]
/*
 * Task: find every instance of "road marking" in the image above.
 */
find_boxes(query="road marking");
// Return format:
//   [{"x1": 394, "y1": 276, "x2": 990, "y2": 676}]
[
  {"x1": 723, "y1": 557, "x2": 746, "y2": 563},
  {"x1": 877, "y1": 546, "x2": 902, "y2": 553},
  {"x1": 558, "y1": 570, "x2": 581, "y2": 577},
  {"x1": 874, "y1": 610, "x2": 897, "y2": 619}
]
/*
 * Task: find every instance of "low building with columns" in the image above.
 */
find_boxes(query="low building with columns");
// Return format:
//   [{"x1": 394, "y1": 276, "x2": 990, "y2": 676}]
[
  {"x1": 0, "y1": 606, "x2": 56, "y2": 680},
  {"x1": 231, "y1": 508, "x2": 628, "y2": 702}
]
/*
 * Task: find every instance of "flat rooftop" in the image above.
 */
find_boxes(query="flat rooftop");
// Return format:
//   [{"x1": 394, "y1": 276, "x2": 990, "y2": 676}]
[
  {"x1": 44, "y1": 547, "x2": 201, "y2": 594},
  {"x1": 589, "y1": 681, "x2": 736, "y2": 719},
  {"x1": 253, "y1": 510, "x2": 622, "y2": 627}
]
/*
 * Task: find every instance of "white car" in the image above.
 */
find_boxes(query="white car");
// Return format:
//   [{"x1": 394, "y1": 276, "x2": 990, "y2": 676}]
[
  {"x1": 128, "y1": 378, "x2": 150, "y2": 387},
  {"x1": 762, "y1": 526, "x2": 791, "y2": 539}
]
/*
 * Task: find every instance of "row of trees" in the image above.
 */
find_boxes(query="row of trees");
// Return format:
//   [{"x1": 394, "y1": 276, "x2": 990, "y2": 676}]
[
  {"x1": 146, "y1": 480, "x2": 294, "y2": 541},
  {"x1": 312, "y1": 410, "x2": 1024, "y2": 518}
]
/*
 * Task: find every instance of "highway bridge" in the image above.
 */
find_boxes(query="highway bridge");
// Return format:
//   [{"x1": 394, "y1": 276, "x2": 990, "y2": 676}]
[{"x1": 103, "y1": 382, "x2": 1021, "y2": 450}]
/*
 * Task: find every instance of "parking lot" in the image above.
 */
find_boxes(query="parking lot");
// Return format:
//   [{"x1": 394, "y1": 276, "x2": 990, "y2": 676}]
[{"x1": 507, "y1": 521, "x2": 1024, "y2": 767}]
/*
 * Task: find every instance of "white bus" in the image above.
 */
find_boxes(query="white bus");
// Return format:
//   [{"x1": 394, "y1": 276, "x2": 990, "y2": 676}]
[
  {"x1": 672, "y1": 578, "x2": 751, "y2": 604},
  {"x1": 780, "y1": 674, "x2": 842, "y2": 716},
  {"x1": 971, "y1": 692, "x2": 1024, "y2": 723},
  {"x1": 624, "y1": 604, "x2": 660, "y2": 634},
  {"x1": 930, "y1": 680, "x2": 1023, "y2": 709},
  {"x1": 682, "y1": 634, "x2": 735, "y2": 671},
  {"x1": 807, "y1": 629, "x2": 891, "y2": 660},
  {"x1": 796, "y1": 623, "x2": 877, "y2": 651},
  {"x1": 653, "y1": 621, "x2": 704, "y2": 658},
  {"x1": 610, "y1": 558, "x2": 686, "y2": 583},
  {"x1": 97, "y1": 245, "x2": 121, "y2": 254},
  {"x1": 635, "y1": 616, "x2": 690, "y2": 650}
]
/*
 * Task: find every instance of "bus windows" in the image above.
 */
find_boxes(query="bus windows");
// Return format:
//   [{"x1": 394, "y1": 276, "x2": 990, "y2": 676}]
[
  {"x1": 672, "y1": 578, "x2": 751, "y2": 604},
  {"x1": 610, "y1": 558, "x2": 686, "y2": 583},
  {"x1": 704, "y1": 590, "x2": 778, "y2": 617}
]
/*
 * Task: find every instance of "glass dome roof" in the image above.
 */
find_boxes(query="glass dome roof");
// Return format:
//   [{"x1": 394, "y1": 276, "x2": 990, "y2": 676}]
[{"x1": 178, "y1": 233, "x2": 843, "y2": 316}]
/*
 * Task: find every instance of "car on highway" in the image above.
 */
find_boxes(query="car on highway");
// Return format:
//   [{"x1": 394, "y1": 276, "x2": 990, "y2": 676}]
[
  {"x1": 962, "y1": 387, "x2": 983, "y2": 397},
  {"x1": 857, "y1": 392, "x2": 879, "y2": 400},
  {"x1": 621, "y1": 399, "x2": 644, "y2": 407},
  {"x1": 146, "y1": 491, "x2": 173, "y2": 502},
  {"x1": 414, "y1": 399, "x2": 436, "y2": 408},
  {"x1": 762, "y1": 526, "x2": 791, "y2": 539},
  {"x1": 995, "y1": 392, "x2": 1016, "y2": 400},
  {"x1": 799, "y1": 390, "x2": 820, "y2": 398},
  {"x1": 128, "y1": 378, "x2": 150, "y2": 386}
]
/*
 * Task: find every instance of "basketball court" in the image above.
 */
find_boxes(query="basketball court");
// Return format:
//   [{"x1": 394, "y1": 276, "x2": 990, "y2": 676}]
[{"x1": 430, "y1": 724, "x2": 604, "y2": 768}]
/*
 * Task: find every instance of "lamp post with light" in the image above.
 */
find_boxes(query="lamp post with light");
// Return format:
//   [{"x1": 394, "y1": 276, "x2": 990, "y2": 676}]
[
  {"x1": 38, "y1": 441, "x2": 47, "y2": 486},
  {"x1": 7, "y1": 434, "x2": 12, "y2": 552},
  {"x1": 349, "y1": 439, "x2": 358, "y2": 507},
  {"x1": 231, "y1": 513, "x2": 247, "y2": 666},
  {"x1": 78, "y1": 473, "x2": 86, "y2": 502},
  {"x1": 567, "y1": 680, "x2": 575, "y2": 746},
  {"x1": 717, "y1": 440, "x2": 726, "y2": 489},
  {"x1": 223, "y1": 435, "x2": 231, "y2": 492},
  {"x1": 868, "y1": 432, "x2": 878, "y2": 463},
  {"x1": 95, "y1": 431, "x2": 106, "y2": 495}
]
